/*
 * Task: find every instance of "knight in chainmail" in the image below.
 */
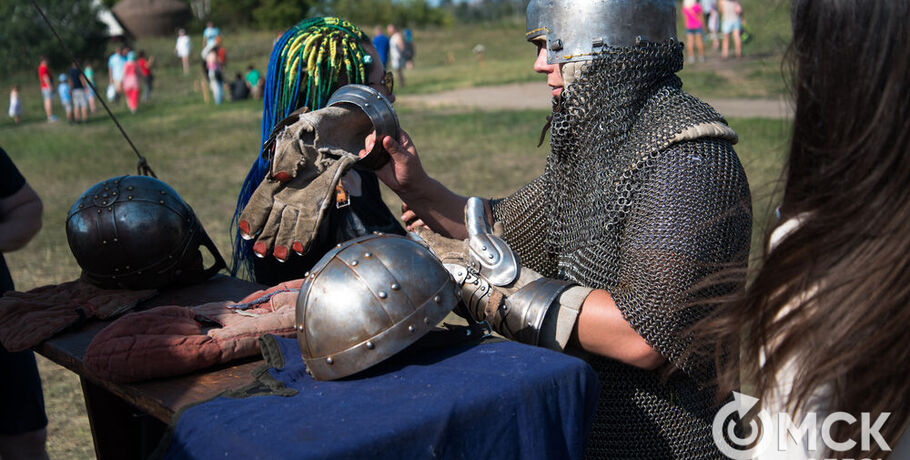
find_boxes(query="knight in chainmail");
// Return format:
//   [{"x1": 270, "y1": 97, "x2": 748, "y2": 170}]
[{"x1": 374, "y1": 1, "x2": 752, "y2": 457}]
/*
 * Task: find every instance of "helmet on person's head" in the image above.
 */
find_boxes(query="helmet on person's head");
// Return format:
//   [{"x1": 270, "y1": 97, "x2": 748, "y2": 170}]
[
  {"x1": 295, "y1": 233, "x2": 458, "y2": 380},
  {"x1": 66, "y1": 176, "x2": 227, "y2": 290},
  {"x1": 527, "y1": 0, "x2": 677, "y2": 64}
]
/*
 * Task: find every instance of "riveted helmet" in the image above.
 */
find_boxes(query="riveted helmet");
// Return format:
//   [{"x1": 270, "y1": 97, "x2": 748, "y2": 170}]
[
  {"x1": 527, "y1": 0, "x2": 677, "y2": 64},
  {"x1": 66, "y1": 176, "x2": 227, "y2": 290},
  {"x1": 296, "y1": 233, "x2": 458, "y2": 380}
]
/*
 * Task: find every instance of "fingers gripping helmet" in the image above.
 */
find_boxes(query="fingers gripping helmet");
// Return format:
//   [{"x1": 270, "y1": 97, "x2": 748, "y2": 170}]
[
  {"x1": 527, "y1": 0, "x2": 677, "y2": 64},
  {"x1": 66, "y1": 176, "x2": 227, "y2": 290},
  {"x1": 296, "y1": 234, "x2": 458, "y2": 380}
]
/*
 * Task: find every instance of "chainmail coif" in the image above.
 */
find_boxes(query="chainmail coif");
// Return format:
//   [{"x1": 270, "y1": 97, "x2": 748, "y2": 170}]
[{"x1": 491, "y1": 39, "x2": 752, "y2": 459}]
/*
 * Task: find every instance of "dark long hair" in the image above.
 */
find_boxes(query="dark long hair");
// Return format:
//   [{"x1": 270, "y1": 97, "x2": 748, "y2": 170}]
[{"x1": 698, "y1": 0, "x2": 910, "y2": 457}]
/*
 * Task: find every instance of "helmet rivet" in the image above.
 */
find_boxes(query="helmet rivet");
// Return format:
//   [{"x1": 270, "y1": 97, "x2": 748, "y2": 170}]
[
  {"x1": 351, "y1": 260, "x2": 359, "y2": 266},
  {"x1": 434, "y1": 295, "x2": 442, "y2": 303},
  {"x1": 481, "y1": 245, "x2": 487, "y2": 251},
  {"x1": 551, "y1": 39, "x2": 563, "y2": 51},
  {"x1": 336, "y1": 243, "x2": 342, "y2": 248},
  {"x1": 97, "y1": 209, "x2": 102, "y2": 214},
  {"x1": 113, "y1": 238, "x2": 118, "y2": 242},
  {"x1": 303, "y1": 271, "x2": 310, "y2": 278},
  {"x1": 107, "y1": 207, "x2": 112, "y2": 212},
  {"x1": 297, "y1": 324, "x2": 304, "y2": 332},
  {"x1": 391, "y1": 283, "x2": 400, "y2": 290},
  {"x1": 408, "y1": 325, "x2": 415, "y2": 332},
  {"x1": 102, "y1": 240, "x2": 107, "y2": 245},
  {"x1": 488, "y1": 254, "x2": 494, "y2": 260},
  {"x1": 424, "y1": 317, "x2": 430, "y2": 325},
  {"x1": 127, "y1": 186, "x2": 134, "y2": 191},
  {"x1": 326, "y1": 357, "x2": 334, "y2": 365},
  {"x1": 364, "y1": 103, "x2": 370, "y2": 108},
  {"x1": 364, "y1": 252, "x2": 372, "y2": 258},
  {"x1": 128, "y1": 196, "x2": 133, "y2": 200},
  {"x1": 160, "y1": 190, "x2": 166, "y2": 195},
  {"x1": 94, "y1": 195, "x2": 99, "y2": 199},
  {"x1": 114, "y1": 268, "x2": 119, "y2": 272},
  {"x1": 79, "y1": 204, "x2": 83, "y2": 209},
  {"x1": 159, "y1": 200, "x2": 165, "y2": 205},
  {"x1": 101, "y1": 200, "x2": 107, "y2": 205},
  {"x1": 112, "y1": 192, "x2": 117, "y2": 196},
  {"x1": 378, "y1": 291, "x2": 388, "y2": 299},
  {"x1": 365, "y1": 341, "x2": 375, "y2": 349}
]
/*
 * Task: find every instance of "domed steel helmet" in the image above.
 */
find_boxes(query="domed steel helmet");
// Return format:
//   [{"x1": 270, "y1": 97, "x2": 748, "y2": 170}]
[
  {"x1": 296, "y1": 233, "x2": 458, "y2": 380},
  {"x1": 528, "y1": 0, "x2": 677, "y2": 64},
  {"x1": 66, "y1": 175, "x2": 227, "y2": 290}
]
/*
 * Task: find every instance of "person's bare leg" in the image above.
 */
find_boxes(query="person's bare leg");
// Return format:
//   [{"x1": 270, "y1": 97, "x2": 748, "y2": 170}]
[
  {"x1": 722, "y1": 33, "x2": 730, "y2": 59},
  {"x1": 733, "y1": 29, "x2": 742, "y2": 58},
  {"x1": 696, "y1": 33, "x2": 705, "y2": 60},
  {"x1": 182, "y1": 56, "x2": 190, "y2": 74},
  {"x1": 43, "y1": 97, "x2": 52, "y2": 120},
  {"x1": 0, "y1": 428, "x2": 50, "y2": 460},
  {"x1": 686, "y1": 33, "x2": 695, "y2": 62}
]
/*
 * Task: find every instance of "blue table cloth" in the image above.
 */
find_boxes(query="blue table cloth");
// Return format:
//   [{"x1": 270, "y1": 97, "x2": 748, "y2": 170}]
[{"x1": 163, "y1": 333, "x2": 600, "y2": 460}]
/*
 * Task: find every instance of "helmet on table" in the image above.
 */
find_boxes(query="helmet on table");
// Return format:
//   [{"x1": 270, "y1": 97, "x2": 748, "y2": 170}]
[{"x1": 296, "y1": 233, "x2": 458, "y2": 380}]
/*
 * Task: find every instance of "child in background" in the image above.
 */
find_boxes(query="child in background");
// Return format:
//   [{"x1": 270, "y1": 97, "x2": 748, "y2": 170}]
[
  {"x1": 122, "y1": 52, "x2": 140, "y2": 113},
  {"x1": 57, "y1": 74, "x2": 73, "y2": 122},
  {"x1": 137, "y1": 50, "x2": 154, "y2": 103},
  {"x1": 8, "y1": 85, "x2": 21, "y2": 124},
  {"x1": 84, "y1": 64, "x2": 97, "y2": 113}
]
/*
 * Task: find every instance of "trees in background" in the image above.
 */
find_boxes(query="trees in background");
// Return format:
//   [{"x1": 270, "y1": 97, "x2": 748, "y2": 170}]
[{"x1": 0, "y1": 0, "x2": 108, "y2": 71}]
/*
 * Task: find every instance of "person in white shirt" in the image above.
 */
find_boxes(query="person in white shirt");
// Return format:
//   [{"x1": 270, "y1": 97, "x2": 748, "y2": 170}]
[{"x1": 175, "y1": 28, "x2": 192, "y2": 75}]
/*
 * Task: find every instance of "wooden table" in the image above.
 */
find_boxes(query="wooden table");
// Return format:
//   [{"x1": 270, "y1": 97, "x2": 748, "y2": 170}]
[{"x1": 34, "y1": 276, "x2": 266, "y2": 460}]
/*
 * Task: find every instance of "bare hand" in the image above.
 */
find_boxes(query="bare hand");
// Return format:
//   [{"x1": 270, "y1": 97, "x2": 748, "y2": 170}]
[
  {"x1": 400, "y1": 202, "x2": 427, "y2": 231},
  {"x1": 374, "y1": 129, "x2": 429, "y2": 197}
]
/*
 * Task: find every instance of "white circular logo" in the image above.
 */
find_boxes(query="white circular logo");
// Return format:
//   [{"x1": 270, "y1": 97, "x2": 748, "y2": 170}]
[{"x1": 713, "y1": 392, "x2": 774, "y2": 459}]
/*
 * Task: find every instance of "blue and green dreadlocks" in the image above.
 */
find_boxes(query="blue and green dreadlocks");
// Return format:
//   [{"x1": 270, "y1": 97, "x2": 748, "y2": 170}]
[{"x1": 232, "y1": 17, "x2": 373, "y2": 278}]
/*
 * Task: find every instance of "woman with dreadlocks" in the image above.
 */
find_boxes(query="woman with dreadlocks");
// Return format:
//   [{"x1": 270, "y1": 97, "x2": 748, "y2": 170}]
[{"x1": 232, "y1": 17, "x2": 402, "y2": 285}]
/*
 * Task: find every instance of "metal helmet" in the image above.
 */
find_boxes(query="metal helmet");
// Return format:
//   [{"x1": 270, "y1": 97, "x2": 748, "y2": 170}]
[
  {"x1": 66, "y1": 175, "x2": 227, "y2": 290},
  {"x1": 527, "y1": 0, "x2": 677, "y2": 64},
  {"x1": 296, "y1": 233, "x2": 458, "y2": 380}
]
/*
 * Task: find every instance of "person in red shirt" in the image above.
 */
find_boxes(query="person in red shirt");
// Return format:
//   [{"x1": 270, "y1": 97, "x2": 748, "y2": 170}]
[
  {"x1": 37, "y1": 57, "x2": 56, "y2": 122},
  {"x1": 137, "y1": 50, "x2": 154, "y2": 103}
]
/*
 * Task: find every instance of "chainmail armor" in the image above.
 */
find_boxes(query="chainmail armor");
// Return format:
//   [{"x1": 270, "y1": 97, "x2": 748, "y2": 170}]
[{"x1": 490, "y1": 40, "x2": 751, "y2": 459}]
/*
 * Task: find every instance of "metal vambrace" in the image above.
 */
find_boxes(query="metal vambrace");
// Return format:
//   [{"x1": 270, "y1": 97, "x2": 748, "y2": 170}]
[{"x1": 446, "y1": 264, "x2": 592, "y2": 351}]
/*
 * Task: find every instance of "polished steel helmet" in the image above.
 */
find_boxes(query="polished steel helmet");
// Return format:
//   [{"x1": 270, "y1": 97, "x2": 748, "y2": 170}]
[
  {"x1": 527, "y1": 0, "x2": 677, "y2": 64},
  {"x1": 296, "y1": 233, "x2": 458, "y2": 380},
  {"x1": 66, "y1": 175, "x2": 226, "y2": 290},
  {"x1": 326, "y1": 84, "x2": 400, "y2": 171}
]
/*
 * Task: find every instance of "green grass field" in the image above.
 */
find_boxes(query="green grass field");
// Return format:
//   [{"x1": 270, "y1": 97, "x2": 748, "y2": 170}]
[{"x1": 1, "y1": 5, "x2": 791, "y2": 457}]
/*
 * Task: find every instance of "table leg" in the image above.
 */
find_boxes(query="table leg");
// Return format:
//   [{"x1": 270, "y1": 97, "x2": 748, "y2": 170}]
[{"x1": 80, "y1": 378, "x2": 167, "y2": 459}]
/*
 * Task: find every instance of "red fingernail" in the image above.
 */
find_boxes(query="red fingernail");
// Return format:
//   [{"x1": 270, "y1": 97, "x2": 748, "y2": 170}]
[
  {"x1": 253, "y1": 242, "x2": 268, "y2": 258},
  {"x1": 239, "y1": 220, "x2": 250, "y2": 235},
  {"x1": 274, "y1": 246, "x2": 289, "y2": 261},
  {"x1": 292, "y1": 241, "x2": 304, "y2": 254},
  {"x1": 274, "y1": 171, "x2": 291, "y2": 182}
]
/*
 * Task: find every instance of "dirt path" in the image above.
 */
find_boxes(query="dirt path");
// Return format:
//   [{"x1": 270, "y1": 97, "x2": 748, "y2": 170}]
[{"x1": 397, "y1": 82, "x2": 792, "y2": 119}]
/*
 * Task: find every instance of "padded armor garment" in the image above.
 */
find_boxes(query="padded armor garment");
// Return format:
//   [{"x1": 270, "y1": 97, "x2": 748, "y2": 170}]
[{"x1": 490, "y1": 40, "x2": 752, "y2": 459}]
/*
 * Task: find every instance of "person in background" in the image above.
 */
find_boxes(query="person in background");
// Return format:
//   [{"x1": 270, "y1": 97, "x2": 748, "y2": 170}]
[
  {"x1": 695, "y1": 1, "x2": 910, "y2": 458},
  {"x1": 230, "y1": 73, "x2": 249, "y2": 101},
  {"x1": 683, "y1": 0, "x2": 706, "y2": 63},
  {"x1": 121, "y1": 52, "x2": 140, "y2": 113},
  {"x1": 108, "y1": 46, "x2": 127, "y2": 100},
  {"x1": 387, "y1": 24, "x2": 405, "y2": 88},
  {"x1": 205, "y1": 45, "x2": 224, "y2": 105},
  {"x1": 203, "y1": 22, "x2": 220, "y2": 48},
  {"x1": 82, "y1": 63, "x2": 97, "y2": 113},
  {"x1": 244, "y1": 65, "x2": 263, "y2": 99},
  {"x1": 137, "y1": 51, "x2": 154, "y2": 103},
  {"x1": 8, "y1": 86, "x2": 21, "y2": 125},
  {"x1": 175, "y1": 28, "x2": 192, "y2": 75},
  {"x1": 719, "y1": 0, "x2": 743, "y2": 59},
  {"x1": 403, "y1": 28, "x2": 415, "y2": 70},
  {"x1": 372, "y1": 26, "x2": 389, "y2": 67},
  {"x1": 57, "y1": 74, "x2": 73, "y2": 123},
  {"x1": 68, "y1": 63, "x2": 88, "y2": 123},
  {"x1": 0, "y1": 146, "x2": 47, "y2": 460},
  {"x1": 36, "y1": 58, "x2": 56, "y2": 122}
]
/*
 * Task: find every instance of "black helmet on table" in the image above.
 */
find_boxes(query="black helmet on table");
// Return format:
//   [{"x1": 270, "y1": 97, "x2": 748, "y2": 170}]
[{"x1": 66, "y1": 175, "x2": 226, "y2": 290}]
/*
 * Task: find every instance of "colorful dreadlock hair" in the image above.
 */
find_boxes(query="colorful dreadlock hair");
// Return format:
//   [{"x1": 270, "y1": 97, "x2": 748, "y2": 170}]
[{"x1": 231, "y1": 17, "x2": 372, "y2": 278}]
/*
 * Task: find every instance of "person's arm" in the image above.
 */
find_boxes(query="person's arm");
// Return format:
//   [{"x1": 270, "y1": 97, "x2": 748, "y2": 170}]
[
  {"x1": 0, "y1": 183, "x2": 43, "y2": 253},
  {"x1": 574, "y1": 290, "x2": 666, "y2": 369}
]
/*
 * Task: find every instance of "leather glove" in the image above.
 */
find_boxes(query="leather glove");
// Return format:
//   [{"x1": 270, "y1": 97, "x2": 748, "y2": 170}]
[
  {"x1": 0, "y1": 280, "x2": 157, "y2": 352},
  {"x1": 238, "y1": 106, "x2": 374, "y2": 262},
  {"x1": 427, "y1": 198, "x2": 592, "y2": 350},
  {"x1": 84, "y1": 279, "x2": 302, "y2": 382}
]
